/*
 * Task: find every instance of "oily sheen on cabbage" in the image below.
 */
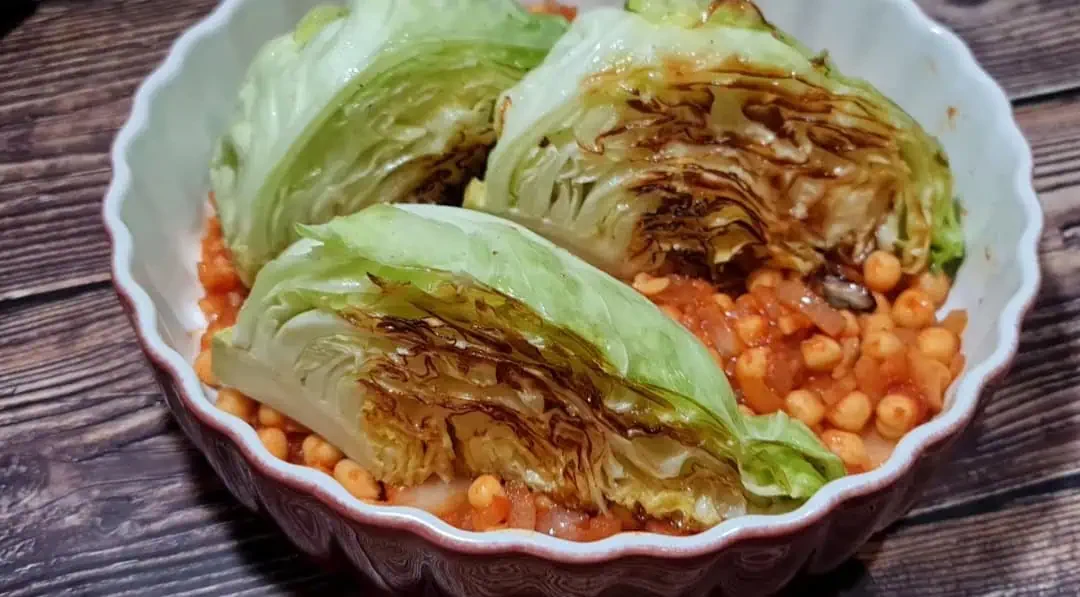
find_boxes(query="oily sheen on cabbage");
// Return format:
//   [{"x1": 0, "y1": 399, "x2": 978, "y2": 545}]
[
  {"x1": 211, "y1": 204, "x2": 843, "y2": 528},
  {"x1": 465, "y1": 0, "x2": 964, "y2": 282},
  {"x1": 209, "y1": 0, "x2": 567, "y2": 284}
]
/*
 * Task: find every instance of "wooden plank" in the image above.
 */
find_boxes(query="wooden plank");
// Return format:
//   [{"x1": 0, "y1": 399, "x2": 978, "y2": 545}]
[
  {"x1": 0, "y1": 0, "x2": 217, "y2": 301},
  {"x1": 2, "y1": 0, "x2": 1080, "y2": 301},
  {"x1": 0, "y1": 286, "x2": 358, "y2": 596},
  {"x1": 869, "y1": 489, "x2": 1080, "y2": 595},
  {"x1": 792, "y1": 488, "x2": 1080, "y2": 596},
  {"x1": 1022, "y1": 97, "x2": 1080, "y2": 195},
  {"x1": 916, "y1": 0, "x2": 1080, "y2": 101}
]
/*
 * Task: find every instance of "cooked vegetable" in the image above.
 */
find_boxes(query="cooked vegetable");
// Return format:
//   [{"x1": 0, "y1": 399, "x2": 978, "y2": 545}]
[
  {"x1": 211, "y1": 204, "x2": 843, "y2": 528},
  {"x1": 210, "y1": 0, "x2": 567, "y2": 284},
  {"x1": 929, "y1": 197, "x2": 966, "y2": 277},
  {"x1": 642, "y1": 272, "x2": 967, "y2": 474},
  {"x1": 465, "y1": 0, "x2": 962, "y2": 282}
]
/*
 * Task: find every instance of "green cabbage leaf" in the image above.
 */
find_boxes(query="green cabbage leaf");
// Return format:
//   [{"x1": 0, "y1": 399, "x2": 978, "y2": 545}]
[
  {"x1": 212, "y1": 204, "x2": 843, "y2": 528},
  {"x1": 210, "y1": 0, "x2": 567, "y2": 284},
  {"x1": 464, "y1": 0, "x2": 962, "y2": 281}
]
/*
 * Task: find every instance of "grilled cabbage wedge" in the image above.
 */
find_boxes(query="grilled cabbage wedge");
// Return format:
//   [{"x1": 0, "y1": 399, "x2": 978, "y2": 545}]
[
  {"x1": 210, "y1": 0, "x2": 567, "y2": 284},
  {"x1": 211, "y1": 204, "x2": 843, "y2": 529},
  {"x1": 465, "y1": 0, "x2": 964, "y2": 282}
]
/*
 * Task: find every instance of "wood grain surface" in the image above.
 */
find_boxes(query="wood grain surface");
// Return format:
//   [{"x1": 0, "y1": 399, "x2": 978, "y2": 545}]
[{"x1": 1, "y1": 1, "x2": 1078, "y2": 596}]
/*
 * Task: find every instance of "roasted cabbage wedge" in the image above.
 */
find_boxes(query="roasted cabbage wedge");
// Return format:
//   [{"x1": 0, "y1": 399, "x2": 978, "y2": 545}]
[
  {"x1": 211, "y1": 204, "x2": 843, "y2": 528},
  {"x1": 465, "y1": 0, "x2": 963, "y2": 282},
  {"x1": 210, "y1": 0, "x2": 567, "y2": 285}
]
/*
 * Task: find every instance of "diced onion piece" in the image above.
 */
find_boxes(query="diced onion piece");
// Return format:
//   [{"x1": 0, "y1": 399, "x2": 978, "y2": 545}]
[
  {"x1": 863, "y1": 431, "x2": 895, "y2": 469},
  {"x1": 908, "y1": 349, "x2": 952, "y2": 412},
  {"x1": 840, "y1": 311, "x2": 860, "y2": 337},
  {"x1": 535, "y1": 504, "x2": 588, "y2": 540},
  {"x1": 750, "y1": 285, "x2": 787, "y2": 320},
  {"x1": 735, "y1": 293, "x2": 762, "y2": 315},
  {"x1": 740, "y1": 377, "x2": 784, "y2": 415},
  {"x1": 819, "y1": 374, "x2": 858, "y2": 407},
  {"x1": 577, "y1": 515, "x2": 622, "y2": 542},
  {"x1": 736, "y1": 348, "x2": 782, "y2": 414},
  {"x1": 892, "y1": 327, "x2": 918, "y2": 346},
  {"x1": 775, "y1": 280, "x2": 846, "y2": 337},
  {"x1": 714, "y1": 293, "x2": 736, "y2": 310},
  {"x1": 505, "y1": 483, "x2": 537, "y2": 530},
  {"x1": 709, "y1": 315, "x2": 745, "y2": 358},
  {"x1": 879, "y1": 352, "x2": 910, "y2": 385},
  {"x1": 941, "y1": 310, "x2": 969, "y2": 337},
  {"x1": 832, "y1": 337, "x2": 861, "y2": 379},
  {"x1": 854, "y1": 355, "x2": 887, "y2": 400},
  {"x1": 766, "y1": 346, "x2": 803, "y2": 398},
  {"x1": 633, "y1": 273, "x2": 671, "y2": 296},
  {"x1": 387, "y1": 478, "x2": 471, "y2": 517},
  {"x1": 873, "y1": 292, "x2": 891, "y2": 315}
]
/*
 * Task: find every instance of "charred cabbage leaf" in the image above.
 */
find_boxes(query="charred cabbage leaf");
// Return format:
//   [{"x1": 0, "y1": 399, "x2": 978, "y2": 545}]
[
  {"x1": 465, "y1": 0, "x2": 963, "y2": 281},
  {"x1": 211, "y1": 204, "x2": 843, "y2": 528},
  {"x1": 210, "y1": 0, "x2": 567, "y2": 285}
]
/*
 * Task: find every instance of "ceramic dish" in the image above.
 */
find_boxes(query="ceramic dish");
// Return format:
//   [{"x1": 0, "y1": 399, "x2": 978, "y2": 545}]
[{"x1": 103, "y1": 0, "x2": 1043, "y2": 595}]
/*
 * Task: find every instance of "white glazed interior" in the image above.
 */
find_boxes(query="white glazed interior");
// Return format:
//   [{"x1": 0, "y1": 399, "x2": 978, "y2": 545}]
[{"x1": 104, "y1": 0, "x2": 1043, "y2": 561}]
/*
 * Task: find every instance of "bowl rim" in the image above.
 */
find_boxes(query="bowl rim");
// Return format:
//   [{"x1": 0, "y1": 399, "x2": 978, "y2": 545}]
[{"x1": 103, "y1": 0, "x2": 1044, "y2": 564}]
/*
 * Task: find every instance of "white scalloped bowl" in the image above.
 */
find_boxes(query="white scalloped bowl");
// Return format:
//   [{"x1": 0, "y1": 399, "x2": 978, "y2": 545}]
[{"x1": 103, "y1": 1, "x2": 1042, "y2": 595}]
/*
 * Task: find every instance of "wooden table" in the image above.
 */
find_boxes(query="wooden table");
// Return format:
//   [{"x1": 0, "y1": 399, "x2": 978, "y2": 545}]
[{"x1": 1, "y1": 1, "x2": 1078, "y2": 595}]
